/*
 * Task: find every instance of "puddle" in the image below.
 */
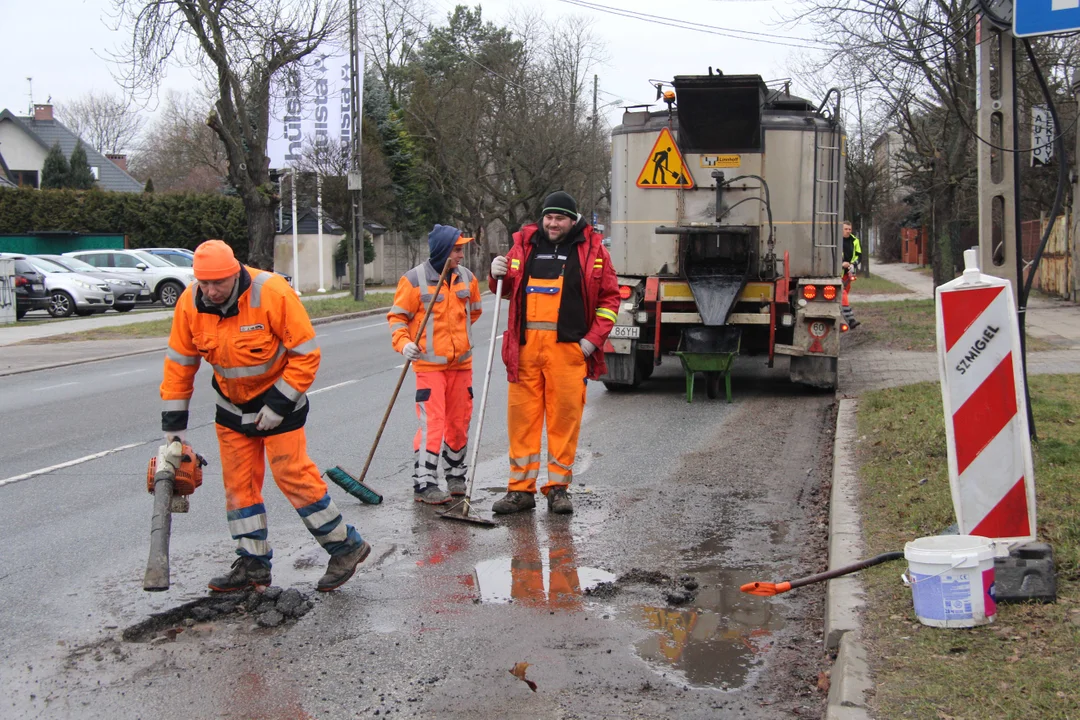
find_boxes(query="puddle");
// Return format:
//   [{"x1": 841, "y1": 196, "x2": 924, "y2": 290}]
[
  {"x1": 473, "y1": 557, "x2": 615, "y2": 608},
  {"x1": 623, "y1": 567, "x2": 785, "y2": 690}
]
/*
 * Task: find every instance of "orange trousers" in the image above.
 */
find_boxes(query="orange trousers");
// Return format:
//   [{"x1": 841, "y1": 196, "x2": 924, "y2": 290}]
[
  {"x1": 413, "y1": 369, "x2": 473, "y2": 488},
  {"x1": 216, "y1": 425, "x2": 362, "y2": 564},
  {"x1": 509, "y1": 520, "x2": 582, "y2": 610},
  {"x1": 506, "y1": 328, "x2": 588, "y2": 494}
]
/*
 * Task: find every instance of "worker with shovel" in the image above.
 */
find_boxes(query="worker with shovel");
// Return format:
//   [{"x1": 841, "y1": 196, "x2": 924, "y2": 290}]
[
  {"x1": 488, "y1": 191, "x2": 620, "y2": 515},
  {"x1": 160, "y1": 240, "x2": 370, "y2": 593},
  {"x1": 388, "y1": 225, "x2": 483, "y2": 505}
]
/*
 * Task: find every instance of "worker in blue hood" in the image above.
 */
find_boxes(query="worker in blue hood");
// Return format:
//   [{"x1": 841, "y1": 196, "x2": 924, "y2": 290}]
[{"x1": 386, "y1": 224, "x2": 483, "y2": 504}]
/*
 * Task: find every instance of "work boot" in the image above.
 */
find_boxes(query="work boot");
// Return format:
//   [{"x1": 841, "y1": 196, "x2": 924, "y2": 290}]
[
  {"x1": 208, "y1": 555, "x2": 271, "y2": 593},
  {"x1": 547, "y1": 487, "x2": 573, "y2": 515},
  {"x1": 492, "y1": 491, "x2": 536, "y2": 515},
  {"x1": 414, "y1": 483, "x2": 450, "y2": 505},
  {"x1": 447, "y1": 478, "x2": 467, "y2": 497},
  {"x1": 849, "y1": 318, "x2": 861, "y2": 329},
  {"x1": 317, "y1": 540, "x2": 372, "y2": 592}
]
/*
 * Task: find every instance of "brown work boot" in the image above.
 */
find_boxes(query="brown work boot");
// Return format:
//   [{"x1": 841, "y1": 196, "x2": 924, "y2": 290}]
[
  {"x1": 492, "y1": 491, "x2": 536, "y2": 515},
  {"x1": 208, "y1": 555, "x2": 271, "y2": 593},
  {"x1": 317, "y1": 541, "x2": 372, "y2": 592},
  {"x1": 547, "y1": 487, "x2": 573, "y2": 514}
]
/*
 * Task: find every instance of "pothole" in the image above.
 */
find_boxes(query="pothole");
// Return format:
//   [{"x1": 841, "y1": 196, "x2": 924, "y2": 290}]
[{"x1": 122, "y1": 587, "x2": 315, "y2": 642}]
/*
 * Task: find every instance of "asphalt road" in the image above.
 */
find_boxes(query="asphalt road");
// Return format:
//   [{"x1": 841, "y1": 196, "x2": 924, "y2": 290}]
[{"x1": 0, "y1": 297, "x2": 836, "y2": 719}]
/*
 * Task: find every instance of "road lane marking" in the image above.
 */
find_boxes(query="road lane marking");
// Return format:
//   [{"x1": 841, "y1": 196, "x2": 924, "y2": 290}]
[
  {"x1": 341, "y1": 322, "x2": 388, "y2": 333},
  {"x1": 37, "y1": 382, "x2": 79, "y2": 391},
  {"x1": 0, "y1": 441, "x2": 150, "y2": 488},
  {"x1": 309, "y1": 379, "x2": 359, "y2": 396},
  {"x1": 109, "y1": 369, "x2": 146, "y2": 377}
]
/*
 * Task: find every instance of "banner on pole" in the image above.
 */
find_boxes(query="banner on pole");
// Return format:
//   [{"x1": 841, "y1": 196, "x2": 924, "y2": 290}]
[{"x1": 936, "y1": 249, "x2": 1036, "y2": 544}]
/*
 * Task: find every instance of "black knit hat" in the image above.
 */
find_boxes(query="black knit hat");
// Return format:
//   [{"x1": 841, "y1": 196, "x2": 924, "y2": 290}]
[{"x1": 541, "y1": 191, "x2": 578, "y2": 220}]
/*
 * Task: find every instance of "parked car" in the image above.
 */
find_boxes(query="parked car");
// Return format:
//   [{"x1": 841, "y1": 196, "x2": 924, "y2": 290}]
[
  {"x1": 35, "y1": 254, "x2": 155, "y2": 312},
  {"x1": 143, "y1": 247, "x2": 194, "y2": 267},
  {"x1": 0, "y1": 253, "x2": 50, "y2": 319},
  {"x1": 63, "y1": 249, "x2": 196, "y2": 307},
  {"x1": 24, "y1": 256, "x2": 115, "y2": 317}
]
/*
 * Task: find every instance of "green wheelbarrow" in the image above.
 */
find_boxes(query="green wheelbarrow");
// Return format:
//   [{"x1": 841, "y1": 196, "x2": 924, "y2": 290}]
[{"x1": 673, "y1": 326, "x2": 741, "y2": 403}]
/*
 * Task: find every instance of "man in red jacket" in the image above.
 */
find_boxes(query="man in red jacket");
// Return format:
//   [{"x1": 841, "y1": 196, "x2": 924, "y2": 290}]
[{"x1": 488, "y1": 191, "x2": 620, "y2": 515}]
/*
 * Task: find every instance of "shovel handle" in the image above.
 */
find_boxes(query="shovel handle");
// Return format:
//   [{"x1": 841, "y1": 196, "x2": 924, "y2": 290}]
[{"x1": 460, "y1": 277, "x2": 503, "y2": 513}]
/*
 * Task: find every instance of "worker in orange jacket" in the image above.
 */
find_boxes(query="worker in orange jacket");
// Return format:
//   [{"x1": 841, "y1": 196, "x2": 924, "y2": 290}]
[
  {"x1": 160, "y1": 240, "x2": 370, "y2": 593},
  {"x1": 388, "y1": 225, "x2": 482, "y2": 504},
  {"x1": 488, "y1": 191, "x2": 620, "y2": 515}
]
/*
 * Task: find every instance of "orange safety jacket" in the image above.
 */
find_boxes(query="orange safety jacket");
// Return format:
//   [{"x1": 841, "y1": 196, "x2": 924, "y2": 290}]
[
  {"x1": 388, "y1": 262, "x2": 483, "y2": 373},
  {"x1": 160, "y1": 266, "x2": 321, "y2": 436}
]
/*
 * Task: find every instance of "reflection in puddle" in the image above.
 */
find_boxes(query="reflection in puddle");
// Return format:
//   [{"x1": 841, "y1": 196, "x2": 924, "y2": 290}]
[
  {"x1": 629, "y1": 568, "x2": 785, "y2": 689},
  {"x1": 474, "y1": 557, "x2": 615, "y2": 607}
]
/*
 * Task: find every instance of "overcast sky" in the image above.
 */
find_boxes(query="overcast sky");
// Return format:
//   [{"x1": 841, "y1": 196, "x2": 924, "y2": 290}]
[{"x1": 0, "y1": 0, "x2": 829, "y2": 142}]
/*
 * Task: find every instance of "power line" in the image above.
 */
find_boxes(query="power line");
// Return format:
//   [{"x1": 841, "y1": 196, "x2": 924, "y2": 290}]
[{"x1": 555, "y1": 0, "x2": 835, "y2": 49}]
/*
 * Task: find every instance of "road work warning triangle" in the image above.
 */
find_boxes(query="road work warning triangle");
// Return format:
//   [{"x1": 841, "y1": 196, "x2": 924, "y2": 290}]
[{"x1": 636, "y1": 128, "x2": 695, "y2": 189}]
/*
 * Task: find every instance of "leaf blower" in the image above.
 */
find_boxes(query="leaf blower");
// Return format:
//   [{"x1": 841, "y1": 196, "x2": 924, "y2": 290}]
[{"x1": 143, "y1": 438, "x2": 207, "y2": 591}]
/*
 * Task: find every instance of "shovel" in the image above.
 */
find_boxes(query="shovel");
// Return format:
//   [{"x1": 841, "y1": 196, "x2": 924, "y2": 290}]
[
  {"x1": 740, "y1": 551, "x2": 904, "y2": 597},
  {"x1": 440, "y1": 277, "x2": 503, "y2": 527}
]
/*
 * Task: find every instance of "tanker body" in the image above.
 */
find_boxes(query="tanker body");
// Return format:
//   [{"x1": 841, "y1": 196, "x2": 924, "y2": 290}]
[{"x1": 602, "y1": 73, "x2": 847, "y2": 393}]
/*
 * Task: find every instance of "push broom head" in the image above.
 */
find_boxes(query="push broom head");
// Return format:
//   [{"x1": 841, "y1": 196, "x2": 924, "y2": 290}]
[{"x1": 324, "y1": 466, "x2": 383, "y2": 505}]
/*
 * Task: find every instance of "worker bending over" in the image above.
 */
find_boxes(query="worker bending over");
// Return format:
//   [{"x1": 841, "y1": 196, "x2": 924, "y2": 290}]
[
  {"x1": 160, "y1": 240, "x2": 370, "y2": 593},
  {"x1": 488, "y1": 191, "x2": 620, "y2": 515},
  {"x1": 388, "y1": 225, "x2": 482, "y2": 504}
]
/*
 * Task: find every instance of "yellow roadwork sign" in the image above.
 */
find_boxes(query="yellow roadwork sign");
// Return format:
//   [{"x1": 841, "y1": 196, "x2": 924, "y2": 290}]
[{"x1": 636, "y1": 128, "x2": 694, "y2": 189}]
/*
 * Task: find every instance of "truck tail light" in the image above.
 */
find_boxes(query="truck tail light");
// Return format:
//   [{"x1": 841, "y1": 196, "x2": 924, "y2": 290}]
[
  {"x1": 823, "y1": 285, "x2": 837, "y2": 301},
  {"x1": 619, "y1": 285, "x2": 632, "y2": 299},
  {"x1": 840, "y1": 322, "x2": 850, "y2": 333},
  {"x1": 802, "y1": 284, "x2": 817, "y2": 300}
]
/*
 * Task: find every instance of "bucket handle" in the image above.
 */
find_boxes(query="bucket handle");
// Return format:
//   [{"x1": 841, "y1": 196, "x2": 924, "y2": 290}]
[{"x1": 900, "y1": 555, "x2": 971, "y2": 587}]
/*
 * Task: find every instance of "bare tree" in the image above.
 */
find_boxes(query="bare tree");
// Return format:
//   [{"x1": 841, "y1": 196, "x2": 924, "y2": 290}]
[
  {"x1": 56, "y1": 92, "x2": 145, "y2": 155},
  {"x1": 362, "y1": 0, "x2": 430, "y2": 105},
  {"x1": 128, "y1": 90, "x2": 228, "y2": 192},
  {"x1": 111, "y1": 0, "x2": 349, "y2": 268}
]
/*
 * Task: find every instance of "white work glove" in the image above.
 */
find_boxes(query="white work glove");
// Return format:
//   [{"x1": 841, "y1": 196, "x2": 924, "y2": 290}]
[
  {"x1": 402, "y1": 342, "x2": 421, "y2": 361},
  {"x1": 579, "y1": 339, "x2": 597, "y2": 358},
  {"x1": 254, "y1": 405, "x2": 284, "y2": 432},
  {"x1": 491, "y1": 256, "x2": 508, "y2": 278}
]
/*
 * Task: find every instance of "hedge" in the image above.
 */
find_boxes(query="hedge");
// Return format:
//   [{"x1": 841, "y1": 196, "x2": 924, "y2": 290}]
[{"x1": 0, "y1": 187, "x2": 249, "y2": 261}]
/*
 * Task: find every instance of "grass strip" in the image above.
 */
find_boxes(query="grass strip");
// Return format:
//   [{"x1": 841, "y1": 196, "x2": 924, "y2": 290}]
[
  {"x1": 849, "y1": 273, "x2": 913, "y2": 295},
  {"x1": 856, "y1": 376, "x2": 1080, "y2": 719}
]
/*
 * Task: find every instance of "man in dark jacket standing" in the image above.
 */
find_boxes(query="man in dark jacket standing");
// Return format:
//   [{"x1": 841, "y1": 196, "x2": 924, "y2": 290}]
[{"x1": 488, "y1": 191, "x2": 620, "y2": 515}]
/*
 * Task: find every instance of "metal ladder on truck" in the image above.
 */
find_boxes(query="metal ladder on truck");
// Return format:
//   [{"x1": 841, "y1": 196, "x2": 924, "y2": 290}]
[{"x1": 810, "y1": 105, "x2": 843, "y2": 277}]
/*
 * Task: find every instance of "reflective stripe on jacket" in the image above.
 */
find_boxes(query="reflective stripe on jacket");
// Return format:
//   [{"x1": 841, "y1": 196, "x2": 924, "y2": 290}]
[
  {"x1": 490, "y1": 222, "x2": 620, "y2": 382},
  {"x1": 161, "y1": 266, "x2": 320, "y2": 435},
  {"x1": 388, "y1": 262, "x2": 483, "y2": 373}
]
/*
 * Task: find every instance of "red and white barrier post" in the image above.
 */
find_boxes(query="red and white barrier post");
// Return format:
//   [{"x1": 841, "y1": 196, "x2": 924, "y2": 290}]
[{"x1": 936, "y1": 249, "x2": 1036, "y2": 544}]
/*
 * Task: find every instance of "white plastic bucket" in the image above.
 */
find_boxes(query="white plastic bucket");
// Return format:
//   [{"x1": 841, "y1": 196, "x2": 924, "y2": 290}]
[{"x1": 903, "y1": 535, "x2": 996, "y2": 628}]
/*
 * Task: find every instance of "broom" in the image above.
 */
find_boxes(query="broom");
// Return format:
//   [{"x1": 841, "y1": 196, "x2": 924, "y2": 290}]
[{"x1": 325, "y1": 258, "x2": 453, "y2": 504}]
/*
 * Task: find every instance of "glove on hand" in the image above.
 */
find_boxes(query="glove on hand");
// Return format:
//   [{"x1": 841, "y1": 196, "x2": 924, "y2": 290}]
[
  {"x1": 402, "y1": 342, "x2": 421, "y2": 361},
  {"x1": 490, "y1": 256, "x2": 509, "y2": 278},
  {"x1": 579, "y1": 339, "x2": 597, "y2": 358},
  {"x1": 254, "y1": 405, "x2": 284, "y2": 432}
]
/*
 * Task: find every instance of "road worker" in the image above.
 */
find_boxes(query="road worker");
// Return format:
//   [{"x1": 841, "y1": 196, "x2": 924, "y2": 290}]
[
  {"x1": 160, "y1": 240, "x2": 370, "y2": 593},
  {"x1": 842, "y1": 220, "x2": 862, "y2": 329},
  {"x1": 488, "y1": 191, "x2": 620, "y2": 515},
  {"x1": 388, "y1": 225, "x2": 482, "y2": 504}
]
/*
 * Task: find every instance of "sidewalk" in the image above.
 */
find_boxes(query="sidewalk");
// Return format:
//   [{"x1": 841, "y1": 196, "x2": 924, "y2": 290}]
[{"x1": 826, "y1": 263, "x2": 1080, "y2": 718}]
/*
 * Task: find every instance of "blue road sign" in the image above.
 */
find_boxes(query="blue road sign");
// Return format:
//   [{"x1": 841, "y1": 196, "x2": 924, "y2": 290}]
[{"x1": 1014, "y1": 0, "x2": 1080, "y2": 37}]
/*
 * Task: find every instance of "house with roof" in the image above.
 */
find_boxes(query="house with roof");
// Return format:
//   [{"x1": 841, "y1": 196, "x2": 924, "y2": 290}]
[{"x1": 0, "y1": 104, "x2": 143, "y2": 192}]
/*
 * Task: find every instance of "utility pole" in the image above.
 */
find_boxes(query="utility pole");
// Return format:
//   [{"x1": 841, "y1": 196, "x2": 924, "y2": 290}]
[
  {"x1": 1073, "y1": 67, "x2": 1080, "y2": 301},
  {"x1": 348, "y1": 0, "x2": 365, "y2": 301},
  {"x1": 592, "y1": 74, "x2": 598, "y2": 133}
]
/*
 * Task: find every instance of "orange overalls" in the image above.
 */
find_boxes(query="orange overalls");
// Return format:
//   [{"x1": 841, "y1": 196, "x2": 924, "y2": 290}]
[
  {"x1": 388, "y1": 263, "x2": 483, "y2": 490},
  {"x1": 509, "y1": 519, "x2": 583, "y2": 610},
  {"x1": 506, "y1": 273, "x2": 589, "y2": 496}
]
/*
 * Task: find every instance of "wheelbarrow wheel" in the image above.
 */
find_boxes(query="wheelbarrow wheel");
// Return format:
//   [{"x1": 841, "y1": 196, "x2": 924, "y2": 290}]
[{"x1": 706, "y1": 371, "x2": 722, "y2": 399}]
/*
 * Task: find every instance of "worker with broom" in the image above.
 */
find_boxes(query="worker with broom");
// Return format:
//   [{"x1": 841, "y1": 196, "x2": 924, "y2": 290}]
[
  {"x1": 388, "y1": 225, "x2": 483, "y2": 505},
  {"x1": 488, "y1": 191, "x2": 620, "y2": 515},
  {"x1": 160, "y1": 240, "x2": 370, "y2": 593}
]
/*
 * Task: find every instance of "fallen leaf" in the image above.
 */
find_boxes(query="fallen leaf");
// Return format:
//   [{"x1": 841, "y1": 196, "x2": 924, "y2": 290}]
[
  {"x1": 816, "y1": 671, "x2": 830, "y2": 693},
  {"x1": 509, "y1": 662, "x2": 537, "y2": 692}
]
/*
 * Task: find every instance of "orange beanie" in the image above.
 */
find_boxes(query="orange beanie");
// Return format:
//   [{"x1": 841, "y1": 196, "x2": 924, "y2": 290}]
[{"x1": 193, "y1": 240, "x2": 241, "y2": 280}]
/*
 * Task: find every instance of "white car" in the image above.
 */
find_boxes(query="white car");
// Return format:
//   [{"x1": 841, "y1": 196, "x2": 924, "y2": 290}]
[
  {"x1": 24, "y1": 255, "x2": 115, "y2": 317},
  {"x1": 63, "y1": 249, "x2": 196, "y2": 307}
]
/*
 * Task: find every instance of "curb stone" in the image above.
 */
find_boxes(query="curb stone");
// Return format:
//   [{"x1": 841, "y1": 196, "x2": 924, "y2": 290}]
[{"x1": 825, "y1": 398, "x2": 874, "y2": 719}]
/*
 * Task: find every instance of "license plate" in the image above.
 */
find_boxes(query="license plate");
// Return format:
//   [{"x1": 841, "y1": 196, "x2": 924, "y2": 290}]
[
  {"x1": 609, "y1": 325, "x2": 640, "y2": 339},
  {"x1": 105, "y1": 294, "x2": 114, "y2": 303},
  {"x1": 139, "y1": 289, "x2": 150, "y2": 295}
]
